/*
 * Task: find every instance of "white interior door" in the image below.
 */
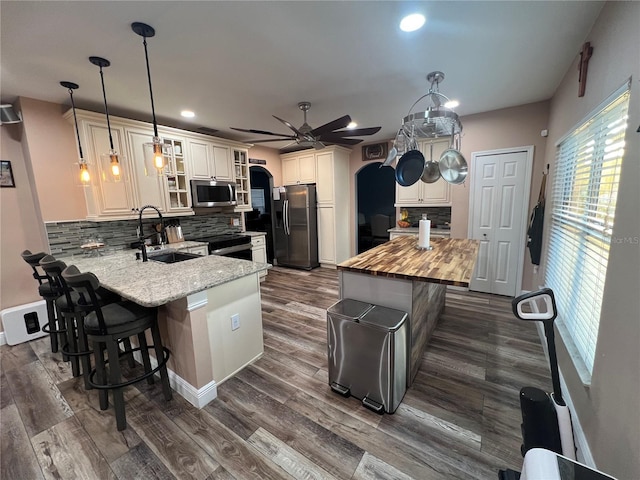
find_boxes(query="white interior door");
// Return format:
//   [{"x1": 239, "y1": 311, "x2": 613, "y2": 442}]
[{"x1": 469, "y1": 148, "x2": 533, "y2": 296}]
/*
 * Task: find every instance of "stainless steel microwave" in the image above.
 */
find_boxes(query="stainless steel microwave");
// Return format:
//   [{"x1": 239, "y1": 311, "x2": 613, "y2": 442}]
[{"x1": 190, "y1": 179, "x2": 237, "y2": 207}]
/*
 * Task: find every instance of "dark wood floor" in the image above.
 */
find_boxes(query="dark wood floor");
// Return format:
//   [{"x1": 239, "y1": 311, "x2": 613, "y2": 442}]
[{"x1": 1, "y1": 267, "x2": 550, "y2": 479}]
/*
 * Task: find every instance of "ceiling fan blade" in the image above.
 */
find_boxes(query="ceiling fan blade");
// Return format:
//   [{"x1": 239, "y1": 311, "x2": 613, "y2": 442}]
[
  {"x1": 321, "y1": 137, "x2": 363, "y2": 146},
  {"x1": 247, "y1": 138, "x2": 297, "y2": 143},
  {"x1": 311, "y1": 115, "x2": 351, "y2": 136},
  {"x1": 272, "y1": 115, "x2": 305, "y2": 137},
  {"x1": 322, "y1": 126, "x2": 382, "y2": 137},
  {"x1": 230, "y1": 127, "x2": 294, "y2": 138},
  {"x1": 280, "y1": 144, "x2": 313, "y2": 154}
]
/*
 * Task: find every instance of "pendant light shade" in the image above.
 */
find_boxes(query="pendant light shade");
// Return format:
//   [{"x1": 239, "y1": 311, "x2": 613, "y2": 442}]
[
  {"x1": 61, "y1": 81, "x2": 91, "y2": 187},
  {"x1": 132, "y1": 21, "x2": 171, "y2": 176},
  {"x1": 90, "y1": 56, "x2": 125, "y2": 183}
]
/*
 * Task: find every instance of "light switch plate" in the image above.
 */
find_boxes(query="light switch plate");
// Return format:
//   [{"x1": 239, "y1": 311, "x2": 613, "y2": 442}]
[{"x1": 231, "y1": 314, "x2": 240, "y2": 330}]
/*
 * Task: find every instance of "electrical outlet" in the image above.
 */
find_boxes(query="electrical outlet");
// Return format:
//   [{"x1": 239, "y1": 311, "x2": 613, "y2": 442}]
[{"x1": 231, "y1": 314, "x2": 240, "y2": 331}]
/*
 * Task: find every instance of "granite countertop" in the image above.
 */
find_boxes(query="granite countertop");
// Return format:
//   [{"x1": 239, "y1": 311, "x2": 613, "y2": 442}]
[
  {"x1": 243, "y1": 231, "x2": 267, "y2": 237},
  {"x1": 161, "y1": 240, "x2": 209, "y2": 249},
  {"x1": 69, "y1": 249, "x2": 270, "y2": 307},
  {"x1": 338, "y1": 235, "x2": 479, "y2": 287}
]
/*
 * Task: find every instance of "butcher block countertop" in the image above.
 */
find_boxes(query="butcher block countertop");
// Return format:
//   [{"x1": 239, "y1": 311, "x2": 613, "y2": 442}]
[{"x1": 338, "y1": 236, "x2": 479, "y2": 287}]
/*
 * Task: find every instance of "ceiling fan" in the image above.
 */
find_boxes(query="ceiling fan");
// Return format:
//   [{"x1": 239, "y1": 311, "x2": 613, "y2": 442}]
[{"x1": 231, "y1": 102, "x2": 382, "y2": 153}]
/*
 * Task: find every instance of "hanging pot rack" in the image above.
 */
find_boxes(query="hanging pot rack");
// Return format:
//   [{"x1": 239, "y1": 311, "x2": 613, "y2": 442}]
[{"x1": 400, "y1": 71, "x2": 462, "y2": 142}]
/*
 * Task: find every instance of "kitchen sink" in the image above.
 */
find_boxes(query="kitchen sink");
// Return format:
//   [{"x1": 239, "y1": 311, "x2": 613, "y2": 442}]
[{"x1": 149, "y1": 251, "x2": 201, "y2": 264}]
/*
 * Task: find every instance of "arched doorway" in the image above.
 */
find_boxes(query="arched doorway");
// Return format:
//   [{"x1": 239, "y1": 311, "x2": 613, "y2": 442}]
[
  {"x1": 249, "y1": 166, "x2": 275, "y2": 262},
  {"x1": 356, "y1": 163, "x2": 396, "y2": 253}
]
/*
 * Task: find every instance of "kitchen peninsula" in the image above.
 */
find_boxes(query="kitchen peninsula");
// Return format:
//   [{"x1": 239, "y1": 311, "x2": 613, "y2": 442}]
[
  {"x1": 71, "y1": 250, "x2": 270, "y2": 408},
  {"x1": 337, "y1": 235, "x2": 479, "y2": 384}
]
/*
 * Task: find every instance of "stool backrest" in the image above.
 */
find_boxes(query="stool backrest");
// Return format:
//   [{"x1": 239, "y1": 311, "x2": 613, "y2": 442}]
[
  {"x1": 21, "y1": 250, "x2": 48, "y2": 285},
  {"x1": 62, "y1": 265, "x2": 108, "y2": 335},
  {"x1": 39, "y1": 255, "x2": 74, "y2": 310}
]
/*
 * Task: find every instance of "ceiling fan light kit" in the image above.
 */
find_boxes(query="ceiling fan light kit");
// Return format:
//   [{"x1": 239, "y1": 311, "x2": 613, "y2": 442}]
[{"x1": 231, "y1": 101, "x2": 382, "y2": 153}]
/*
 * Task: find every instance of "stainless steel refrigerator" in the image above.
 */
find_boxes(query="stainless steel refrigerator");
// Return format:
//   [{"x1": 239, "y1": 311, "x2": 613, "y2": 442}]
[{"x1": 273, "y1": 184, "x2": 319, "y2": 270}]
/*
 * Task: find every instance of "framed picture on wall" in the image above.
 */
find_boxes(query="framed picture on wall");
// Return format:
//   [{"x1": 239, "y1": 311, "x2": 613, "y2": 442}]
[
  {"x1": 362, "y1": 142, "x2": 388, "y2": 161},
  {"x1": 0, "y1": 161, "x2": 15, "y2": 187}
]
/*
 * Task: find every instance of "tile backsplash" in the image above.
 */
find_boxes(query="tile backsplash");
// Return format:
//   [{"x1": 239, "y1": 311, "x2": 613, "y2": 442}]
[
  {"x1": 46, "y1": 212, "x2": 242, "y2": 258},
  {"x1": 402, "y1": 207, "x2": 451, "y2": 227}
]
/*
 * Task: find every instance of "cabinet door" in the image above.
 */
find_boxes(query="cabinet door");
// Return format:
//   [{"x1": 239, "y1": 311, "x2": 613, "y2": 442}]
[
  {"x1": 212, "y1": 145, "x2": 232, "y2": 181},
  {"x1": 315, "y1": 152, "x2": 334, "y2": 205},
  {"x1": 422, "y1": 178, "x2": 451, "y2": 205},
  {"x1": 86, "y1": 122, "x2": 137, "y2": 216},
  {"x1": 188, "y1": 140, "x2": 211, "y2": 179},
  {"x1": 298, "y1": 154, "x2": 316, "y2": 184},
  {"x1": 282, "y1": 157, "x2": 299, "y2": 185},
  {"x1": 318, "y1": 206, "x2": 336, "y2": 264},
  {"x1": 126, "y1": 129, "x2": 167, "y2": 212},
  {"x1": 395, "y1": 182, "x2": 422, "y2": 205}
]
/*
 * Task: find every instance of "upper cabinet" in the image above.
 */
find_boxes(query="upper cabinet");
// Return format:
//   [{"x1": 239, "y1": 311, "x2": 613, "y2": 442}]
[
  {"x1": 188, "y1": 140, "x2": 232, "y2": 181},
  {"x1": 65, "y1": 109, "x2": 250, "y2": 220},
  {"x1": 233, "y1": 149, "x2": 252, "y2": 211},
  {"x1": 281, "y1": 152, "x2": 316, "y2": 185},
  {"x1": 395, "y1": 139, "x2": 452, "y2": 207}
]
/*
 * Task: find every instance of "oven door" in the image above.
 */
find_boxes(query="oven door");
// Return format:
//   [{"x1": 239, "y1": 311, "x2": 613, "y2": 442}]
[{"x1": 210, "y1": 244, "x2": 252, "y2": 260}]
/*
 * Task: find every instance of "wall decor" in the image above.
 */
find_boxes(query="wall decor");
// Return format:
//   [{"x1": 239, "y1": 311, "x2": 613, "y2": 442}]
[
  {"x1": 0, "y1": 160, "x2": 15, "y2": 187},
  {"x1": 249, "y1": 158, "x2": 267, "y2": 165},
  {"x1": 362, "y1": 142, "x2": 388, "y2": 161}
]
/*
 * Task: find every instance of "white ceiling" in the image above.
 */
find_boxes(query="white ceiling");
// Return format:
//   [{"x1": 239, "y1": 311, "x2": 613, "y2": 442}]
[{"x1": 1, "y1": 1, "x2": 604, "y2": 149}]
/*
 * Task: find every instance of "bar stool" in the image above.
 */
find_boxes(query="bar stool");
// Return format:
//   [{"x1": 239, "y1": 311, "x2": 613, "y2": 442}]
[
  {"x1": 21, "y1": 250, "x2": 66, "y2": 353},
  {"x1": 62, "y1": 265, "x2": 172, "y2": 431},
  {"x1": 39, "y1": 255, "x2": 122, "y2": 388}
]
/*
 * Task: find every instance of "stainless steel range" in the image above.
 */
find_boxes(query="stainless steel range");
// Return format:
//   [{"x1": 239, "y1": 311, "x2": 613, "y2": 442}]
[{"x1": 195, "y1": 234, "x2": 252, "y2": 260}]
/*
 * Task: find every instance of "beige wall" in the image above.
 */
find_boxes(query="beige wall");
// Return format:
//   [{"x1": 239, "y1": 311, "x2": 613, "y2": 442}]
[
  {"x1": 247, "y1": 145, "x2": 282, "y2": 186},
  {"x1": 348, "y1": 101, "x2": 550, "y2": 291},
  {"x1": 0, "y1": 123, "x2": 48, "y2": 317},
  {"x1": 19, "y1": 97, "x2": 87, "y2": 222},
  {"x1": 539, "y1": 2, "x2": 640, "y2": 478}
]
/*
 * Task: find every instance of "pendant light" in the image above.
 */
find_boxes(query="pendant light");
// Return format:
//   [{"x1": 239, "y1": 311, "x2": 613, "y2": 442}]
[
  {"x1": 132, "y1": 21, "x2": 169, "y2": 175},
  {"x1": 61, "y1": 81, "x2": 91, "y2": 186},
  {"x1": 90, "y1": 56, "x2": 124, "y2": 182}
]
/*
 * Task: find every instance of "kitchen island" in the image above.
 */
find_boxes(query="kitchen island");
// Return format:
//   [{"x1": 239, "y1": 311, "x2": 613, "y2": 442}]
[
  {"x1": 337, "y1": 235, "x2": 479, "y2": 385},
  {"x1": 71, "y1": 249, "x2": 270, "y2": 408}
]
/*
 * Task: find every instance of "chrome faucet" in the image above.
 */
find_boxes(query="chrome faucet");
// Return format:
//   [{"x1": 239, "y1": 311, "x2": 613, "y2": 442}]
[{"x1": 137, "y1": 205, "x2": 164, "y2": 262}]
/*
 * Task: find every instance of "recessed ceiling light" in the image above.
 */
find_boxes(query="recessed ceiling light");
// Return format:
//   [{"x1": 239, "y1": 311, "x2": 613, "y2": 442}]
[
  {"x1": 181, "y1": 110, "x2": 195, "y2": 118},
  {"x1": 347, "y1": 121, "x2": 358, "y2": 129},
  {"x1": 400, "y1": 13, "x2": 425, "y2": 32},
  {"x1": 444, "y1": 100, "x2": 459, "y2": 109}
]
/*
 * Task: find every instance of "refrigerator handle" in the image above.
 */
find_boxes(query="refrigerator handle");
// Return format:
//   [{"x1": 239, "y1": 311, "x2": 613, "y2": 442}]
[{"x1": 284, "y1": 199, "x2": 289, "y2": 235}]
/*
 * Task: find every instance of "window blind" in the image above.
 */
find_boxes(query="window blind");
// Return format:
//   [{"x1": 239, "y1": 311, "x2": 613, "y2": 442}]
[{"x1": 545, "y1": 87, "x2": 630, "y2": 373}]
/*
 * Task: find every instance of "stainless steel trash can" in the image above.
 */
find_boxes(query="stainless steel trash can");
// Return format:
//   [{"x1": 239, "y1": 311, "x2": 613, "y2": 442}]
[{"x1": 327, "y1": 299, "x2": 408, "y2": 413}]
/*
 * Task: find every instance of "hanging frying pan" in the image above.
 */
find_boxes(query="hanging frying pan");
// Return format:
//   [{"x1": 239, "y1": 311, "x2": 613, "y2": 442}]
[
  {"x1": 439, "y1": 133, "x2": 468, "y2": 185},
  {"x1": 421, "y1": 142, "x2": 441, "y2": 183},
  {"x1": 395, "y1": 149, "x2": 425, "y2": 186}
]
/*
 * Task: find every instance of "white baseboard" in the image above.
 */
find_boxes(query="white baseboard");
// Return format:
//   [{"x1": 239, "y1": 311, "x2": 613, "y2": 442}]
[
  {"x1": 130, "y1": 349, "x2": 217, "y2": 409},
  {"x1": 534, "y1": 323, "x2": 594, "y2": 467},
  {"x1": 0, "y1": 332, "x2": 6, "y2": 346}
]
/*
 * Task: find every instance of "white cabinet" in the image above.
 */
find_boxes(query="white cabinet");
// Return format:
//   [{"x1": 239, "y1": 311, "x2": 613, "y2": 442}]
[
  {"x1": 318, "y1": 207, "x2": 336, "y2": 264},
  {"x1": 303, "y1": 146, "x2": 351, "y2": 266},
  {"x1": 187, "y1": 140, "x2": 232, "y2": 181},
  {"x1": 250, "y1": 234, "x2": 267, "y2": 280},
  {"x1": 184, "y1": 245, "x2": 209, "y2": 256},
  {"x1": 67, "y1": 109, "x2": 250, "y2": 220},
  {"x1": 233, "y1": 149, "x2": 252, "y2": 212},
  {"x1": 80, "y1": 119, "x2": 139, "y2": 218},
  {"x1": 281, "y1": 152, "x2": 316, "y2": 185},
  {"x1": 389, "y1": 231, "x2": 417, "y2": 240},
  {"x1": 162, "y1": 136, "x2": 192, "y2": 213},
  {"x1": 395, "y1": 139, "x2": 452, "y2": 207},
  {"x1": 125, "y1": 128, "x2": 167, "y2": 213}
]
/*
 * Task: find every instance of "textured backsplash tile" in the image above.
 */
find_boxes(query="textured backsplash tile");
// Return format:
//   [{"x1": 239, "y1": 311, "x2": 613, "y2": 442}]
[
  {"x1": 46, "y1": 212, "x2": 242, "y2": 258},
  {"x1": 403, "y1": 207, "x2": 451, "y2": 227}
]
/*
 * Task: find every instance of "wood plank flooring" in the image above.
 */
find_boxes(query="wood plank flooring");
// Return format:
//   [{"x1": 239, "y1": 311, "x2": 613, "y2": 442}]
[{"x1": 0, "y1": 267, "x2": 550, "y2": 479}]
